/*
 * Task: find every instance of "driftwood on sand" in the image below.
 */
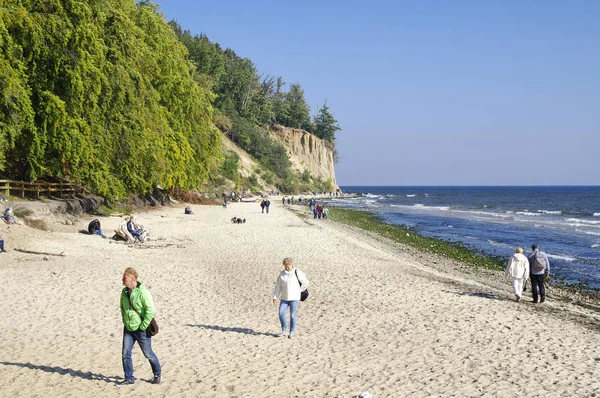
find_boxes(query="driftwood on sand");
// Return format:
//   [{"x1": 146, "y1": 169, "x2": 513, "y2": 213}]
[{"x1": 14, "y1": 248, "x2": 66, "y2": 257}]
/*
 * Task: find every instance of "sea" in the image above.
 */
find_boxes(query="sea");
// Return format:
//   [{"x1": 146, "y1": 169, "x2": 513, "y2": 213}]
[{"x1": 331, "y1": 186, "x2": 600, "y2": 291}]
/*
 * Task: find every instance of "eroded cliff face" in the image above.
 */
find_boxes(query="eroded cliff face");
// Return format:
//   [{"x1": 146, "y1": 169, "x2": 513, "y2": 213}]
[{"x1": 269, "y1": 125, "x2": 339, "y2": 190}]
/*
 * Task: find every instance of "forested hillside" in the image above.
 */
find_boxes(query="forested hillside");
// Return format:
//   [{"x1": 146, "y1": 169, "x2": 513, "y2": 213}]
[{"x1": 0, "y1": 0, "x2": 341, "y2": 198}]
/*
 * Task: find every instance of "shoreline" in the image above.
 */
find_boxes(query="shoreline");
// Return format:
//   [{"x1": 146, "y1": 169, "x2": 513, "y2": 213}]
[{"x1": 1, "y1": 199, "x2": 600, "y2": 396}]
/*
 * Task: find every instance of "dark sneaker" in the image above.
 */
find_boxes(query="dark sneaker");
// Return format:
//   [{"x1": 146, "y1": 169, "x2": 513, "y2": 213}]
[
  {"x1": 540, "y1": 298, "x2": 545, "y2": 303},
  {"x1": 151, "y1": 375, "x2": 161, "y2": 385},
  {"x1": 116, "y1": 379, "x2": 135, "y2": 387}
]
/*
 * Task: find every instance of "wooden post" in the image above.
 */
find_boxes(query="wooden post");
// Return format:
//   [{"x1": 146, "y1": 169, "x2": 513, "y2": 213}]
[
  {"x1": 20, "y1": 181, "x2": 24, "y2": 198},
  {"x1": 36, "y1": 182, "x2": 40, "y2": 199}
]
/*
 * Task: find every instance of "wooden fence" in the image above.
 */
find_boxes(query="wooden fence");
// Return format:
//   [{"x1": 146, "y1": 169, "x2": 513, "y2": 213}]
[{"x1": 0, "y1": 179, "x2": 83, "y2": 199}]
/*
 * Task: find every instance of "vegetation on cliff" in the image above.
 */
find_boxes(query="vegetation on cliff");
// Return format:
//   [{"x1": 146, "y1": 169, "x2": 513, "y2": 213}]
[{"x1": 0, "y1": 0, "x2": 340, "y2": 198}]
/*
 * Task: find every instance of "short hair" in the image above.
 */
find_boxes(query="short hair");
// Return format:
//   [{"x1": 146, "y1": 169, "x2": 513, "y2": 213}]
[
  {"x1": 282, "y1": 257, "x2": 294, "y2": 267},
  {"x1": 532, "y1": 243, "x2": 539, "y2": 250},
  {"x1": 516, "y1": 247, "x2": 523, "y2": 253},
  {"x1": 124, "y1": 267, "x2": 138, "y2": 280}
]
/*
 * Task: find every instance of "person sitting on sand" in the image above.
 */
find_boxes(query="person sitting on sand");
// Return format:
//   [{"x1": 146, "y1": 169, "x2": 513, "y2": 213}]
[
  {"x1": 88, "y1": 219, "x2": 105, "y2": 237},
  {"x1": 1, "y1": 207, "x2": 16, "y2": 224},
  {"x1": 185, "y1": 206, "x2": 193, "y2": 214},
  {"x1": 0, "y1": 233, "x2": 7, "y2": 253},
  {"x1": 273, "y1": 257, "x2": 309, "y2": 339},
  {"x1": 127, "y1": 216, "x2": 146, "y2": 243},
  {"x1": 505, "y1": 247, "x2": 529, "y2": 302}
]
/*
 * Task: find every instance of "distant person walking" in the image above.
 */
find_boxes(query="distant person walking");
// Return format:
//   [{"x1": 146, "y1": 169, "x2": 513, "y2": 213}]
[
  {"x1": 505, "y1": 248, "x2": 529, "y2": 302},
  {"x1": 273, "y1": 257, "x2": 309, "y2": 339},
  {"x1": 118, "y1": 267, "x2": 161, "y2": 386},
  {"x1": 528, "y1": 244, "x2": 550, "y2": 303},
  {"x1": 265, "y1": 199, "x2": 271, "y2": 214},
  {"x1": 260, "y1": 200, "x2": 266, "y2": 213}
]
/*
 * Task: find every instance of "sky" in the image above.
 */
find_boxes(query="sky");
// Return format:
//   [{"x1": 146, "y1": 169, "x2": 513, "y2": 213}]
[{"x1": 153, "y1": 0, "x2": 600, "y2": 186}]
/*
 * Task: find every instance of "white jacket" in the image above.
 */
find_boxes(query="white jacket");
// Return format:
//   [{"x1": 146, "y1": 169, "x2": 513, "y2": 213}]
[
  {"x1": 273, "y1": 268, "x2": 309, "y2": 301},
  {"x1": 506, "y1": 253, "x2": 530, "y2": 279}
]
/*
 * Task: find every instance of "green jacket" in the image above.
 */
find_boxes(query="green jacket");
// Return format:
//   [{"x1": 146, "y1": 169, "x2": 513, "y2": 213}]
[{"x1": 120, "y1": 282, "x2": 156, "y2": 332}]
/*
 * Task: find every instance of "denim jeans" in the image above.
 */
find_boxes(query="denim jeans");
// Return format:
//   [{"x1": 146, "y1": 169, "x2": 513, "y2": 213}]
[
  {"x1": 122, "y1": 327, "x2": 161, "y2": 381},
  {"x1": 279, "y1": 300, "x2": 299, "y2": 333},
  {"x1": 0, "y1": 239, "x2": 4, "y2": 251}
]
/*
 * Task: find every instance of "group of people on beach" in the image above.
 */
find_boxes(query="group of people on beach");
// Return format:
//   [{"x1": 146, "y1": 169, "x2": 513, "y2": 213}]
[
  {"x1": 118, "y1": 257, "x2": 309, "y2": 386},
  {"x1": 86, "y1": 216, "x2": 147, "y2": 243},
  {"x1": 506, "y1": 243, "x2": 550, "y2": 303}
]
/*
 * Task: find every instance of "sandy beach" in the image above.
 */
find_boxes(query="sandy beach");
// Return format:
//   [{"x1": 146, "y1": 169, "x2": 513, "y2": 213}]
[{"x1": 1, "y1": 199, "x2": 600, "y2": 397}]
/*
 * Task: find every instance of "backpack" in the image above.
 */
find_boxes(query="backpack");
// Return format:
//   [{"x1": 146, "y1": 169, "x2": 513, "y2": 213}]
[{"x1": 531, "y1": 251, "x2": 547, "y2": 273}]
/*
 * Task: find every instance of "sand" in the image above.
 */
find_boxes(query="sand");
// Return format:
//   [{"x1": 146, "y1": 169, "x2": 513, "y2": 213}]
[{"x1": 1, "y1": 199, "x2": 600, "y2": 397}]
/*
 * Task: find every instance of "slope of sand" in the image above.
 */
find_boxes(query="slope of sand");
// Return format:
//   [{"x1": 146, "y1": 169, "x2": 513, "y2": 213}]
[{"x1": 1, "y1": 200, "x2": 600, "y2": 397}]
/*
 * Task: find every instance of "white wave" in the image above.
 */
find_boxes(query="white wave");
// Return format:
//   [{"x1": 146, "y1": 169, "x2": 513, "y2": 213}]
[
  {"x1": 447, "y1": 225, "x2": 454, "y2": 228},
  {"x1": 577, "y1": 230, "x2": 600, "y2": 237},
  {"x1": 413, "y1": 204, "x2": 425, "y2": 207},
  {"x1": 547, "y1": 253, "x2": 576, "y2": 262},
  {"x1": 565, "y1": 218, "x2": 600, "y2": 225},
  {"x1": 594, "y1": 213, "x2": 600, "y2": 217},
  {"x1": 406, "y1": 194, "x2": 416, "y2": 197},
  {"x1": 592, "y1": 244, "x2": 600, "y2": 248},
  {"x1": 469, "y1": 210, "x2": 511, "y2": 218},
  {"x1": 538, "y1": 210, "x2": 562, "y2": 215},
  {"x1": 365, "y1": 194, "x2": 382, "y2": 199},
  {"x1": 516, "y1": 211, "x2": 541, "y2": 216},
  {"x1": 487, "y1": 240, "x2": 513, "y2": 249}
]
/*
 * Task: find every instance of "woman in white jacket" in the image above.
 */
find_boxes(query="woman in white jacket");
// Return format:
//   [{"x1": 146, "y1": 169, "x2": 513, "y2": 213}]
[
  {"x1": 273, "y1": 257, "x2": 309, "y2": 339},
  {"x1": 506, "y1": 248, "x2": 530, "y2": 302}
]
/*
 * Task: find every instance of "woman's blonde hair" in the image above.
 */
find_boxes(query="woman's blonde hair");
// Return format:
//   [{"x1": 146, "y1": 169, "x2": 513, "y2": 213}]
[
  {"x1": 124, "y1": 267, "x2": 138, "y2": 280},
  {"x1": 282, "y1": 257, "x2": 294, "y2": 266},
  {"x1": 515, "y1": 247, "x2": 523, "y2": 253}
]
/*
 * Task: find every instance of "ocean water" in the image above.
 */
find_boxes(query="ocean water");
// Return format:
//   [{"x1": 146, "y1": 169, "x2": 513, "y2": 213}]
[{"x1": 332, "y1": 186, "x2": 600, "y2": 290}]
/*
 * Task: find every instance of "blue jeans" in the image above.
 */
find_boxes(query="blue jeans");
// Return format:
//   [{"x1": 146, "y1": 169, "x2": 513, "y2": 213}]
[
  {"x1": 279, "y1": 300, "x2": 299, "y2": 333},
  {"x1": 122, "y1": 328, "x2": 161, "y2": 381}
]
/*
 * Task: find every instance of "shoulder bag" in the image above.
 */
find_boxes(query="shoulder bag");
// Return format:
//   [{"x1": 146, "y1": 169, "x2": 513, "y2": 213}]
[
  {"x1": 129, "y1": 293, "x2": 159, "y2": 337},
  {"x1": 295, "y1": 269, "x2": 309, "y2": 302}
]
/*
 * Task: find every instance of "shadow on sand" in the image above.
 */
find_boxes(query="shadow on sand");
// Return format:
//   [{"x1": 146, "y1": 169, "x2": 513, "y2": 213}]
[
  {"x1": 444, "y1": 290, "x2": 504, "y2": 301},
  {"x1": 185, "y1": 324, "x2": 278, "y2": 337},
  {"x1": 0, "y1": 361, "x2": 120, "y2": 384}
]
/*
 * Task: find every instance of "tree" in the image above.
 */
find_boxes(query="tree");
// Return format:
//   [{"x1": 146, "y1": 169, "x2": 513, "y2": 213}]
[
  {"x1": 313, "y1": 102, "x2": 340, "y2": 145},
  {"x1": 284, "y1": 83, "x2": 310, "y2": 129}
]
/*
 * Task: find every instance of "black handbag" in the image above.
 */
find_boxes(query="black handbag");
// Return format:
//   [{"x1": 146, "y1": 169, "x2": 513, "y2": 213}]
[{"x1": 295, "y1": 269, "x2": 309, "y2": 302}]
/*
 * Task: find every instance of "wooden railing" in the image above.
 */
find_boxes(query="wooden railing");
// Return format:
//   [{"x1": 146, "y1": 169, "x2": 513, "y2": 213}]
[{"x1": 0, "y1": 179, "x2": 83, "y2": 199}]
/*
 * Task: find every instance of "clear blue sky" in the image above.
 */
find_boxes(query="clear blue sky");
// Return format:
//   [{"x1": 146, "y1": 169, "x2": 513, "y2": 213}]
[{"x1": 154, "y1": 0, "x2": 599, "y2": 186}]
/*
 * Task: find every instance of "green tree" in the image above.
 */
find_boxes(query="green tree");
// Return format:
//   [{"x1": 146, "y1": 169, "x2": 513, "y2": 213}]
[
  {"x1": 313, "y1": 102, "x2": 341, "y2": 145},
  {"x1": 284, "y1": 83, "x2": 310, "y2": 129}
]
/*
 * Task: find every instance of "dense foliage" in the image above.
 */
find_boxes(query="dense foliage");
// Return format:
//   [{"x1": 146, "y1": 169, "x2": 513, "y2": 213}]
[
  {"x1": 0, "y1": 0, "x2": 221, "y2": 198},
  {"x1": 170, "y1": 22, "x2": 342, "y2": 156},
  {"x1": 0, "y1": 0, "x2": 341, "y2": 198}
]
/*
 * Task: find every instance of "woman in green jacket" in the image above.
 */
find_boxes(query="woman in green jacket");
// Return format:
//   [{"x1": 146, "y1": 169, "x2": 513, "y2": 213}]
[{"x1": 117, "y1": 267, "x2": 161, "y2": 386}]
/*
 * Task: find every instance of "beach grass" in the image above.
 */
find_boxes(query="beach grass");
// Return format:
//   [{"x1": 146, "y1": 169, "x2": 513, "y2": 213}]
[{"x1": 329, "y1": 208, "x2": 506, "y2": 271}]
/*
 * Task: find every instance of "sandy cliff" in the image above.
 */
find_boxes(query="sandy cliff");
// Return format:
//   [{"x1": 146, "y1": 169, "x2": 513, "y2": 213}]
[{"x1": 269, "y1": 125, "x2": 339, "y2": 190}]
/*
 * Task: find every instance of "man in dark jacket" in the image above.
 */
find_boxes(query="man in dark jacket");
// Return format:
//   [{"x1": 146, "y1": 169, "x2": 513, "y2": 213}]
[{"x1": 528, "y1": 243, "x2": 550, "y2": 303}]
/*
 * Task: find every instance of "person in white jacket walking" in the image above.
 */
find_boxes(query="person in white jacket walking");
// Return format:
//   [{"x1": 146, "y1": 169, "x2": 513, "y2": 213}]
[
  {"x1": 273, "y1": 257, "x2": 309, "y2": 339},
  {"x1": 506, "y1": 247, "x2": 530, "y2": 302}
]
